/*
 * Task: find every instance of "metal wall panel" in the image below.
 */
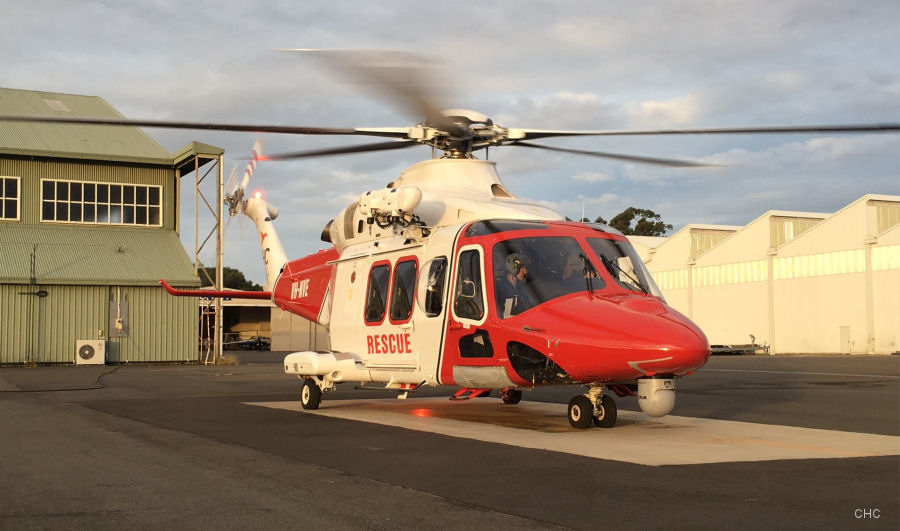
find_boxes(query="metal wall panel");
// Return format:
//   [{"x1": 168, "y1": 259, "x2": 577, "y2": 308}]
[
  {"x1": 769, "y1": 217, "x2": 821, "y2": 248},
  {"x1": 874, "y1": 202, "x2": 900, "y2": 234},
  {"x1": 38, "y1": 285, "x2": 107, "y2": 363},
  {"x1": 110, "y1": 286, "x2": 198, "y2": 363},
  {"x1": 0, "y1": 284, "x2": 33, "y2": 363},
  {"x1": 1, "y1": 283, "x2": 197, "y2": 364}
]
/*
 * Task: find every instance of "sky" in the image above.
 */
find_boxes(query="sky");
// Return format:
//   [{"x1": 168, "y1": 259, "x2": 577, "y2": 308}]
[{"x1": 2, "y1": 0, "x2": 898, "y2": 284}]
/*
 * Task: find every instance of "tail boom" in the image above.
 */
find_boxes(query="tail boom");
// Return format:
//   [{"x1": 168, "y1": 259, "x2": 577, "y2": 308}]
[
  {"x1": 272, "y1": 248, "x2": 339, "y2": 326},
  {"x1": 243, "y1": 197, "x2": 289, "y2": 292}
]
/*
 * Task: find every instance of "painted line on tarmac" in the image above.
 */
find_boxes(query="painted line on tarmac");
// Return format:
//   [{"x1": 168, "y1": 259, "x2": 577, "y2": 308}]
[
  {"x1": 702, "y1": 368, "x2": 899, "y2": 379},
  {"x1": 245, "y1": 398, "x2": 900, "y2": 466}
]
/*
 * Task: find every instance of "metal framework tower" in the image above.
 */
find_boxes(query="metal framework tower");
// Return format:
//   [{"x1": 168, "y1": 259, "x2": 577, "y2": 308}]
[{"x1": 175, "y1": 143, "x2": 225, "y2": 363}]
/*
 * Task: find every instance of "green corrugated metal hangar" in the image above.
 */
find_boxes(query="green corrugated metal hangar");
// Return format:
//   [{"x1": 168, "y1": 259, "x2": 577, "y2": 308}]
[{"x1": 0, "y1": 87, "x2": 219, "y2": 364}]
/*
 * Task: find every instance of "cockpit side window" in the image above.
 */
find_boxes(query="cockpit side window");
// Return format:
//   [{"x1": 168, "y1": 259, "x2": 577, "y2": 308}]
[
  {"x1": 417, "y1": 257, "x2": 448, "y2": 317},
  {"x1": 453, "y1": 249, "x2": 484, "y2": 321}
]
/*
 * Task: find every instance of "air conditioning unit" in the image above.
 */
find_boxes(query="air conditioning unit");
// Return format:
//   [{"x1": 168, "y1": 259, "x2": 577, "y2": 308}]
[{"x1": 75, "y1": 340, "x2": 105, "y2": 365}]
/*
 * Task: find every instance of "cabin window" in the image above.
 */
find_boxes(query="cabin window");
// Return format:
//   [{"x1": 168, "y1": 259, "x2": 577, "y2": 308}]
[
  {"x1": 389, "y1": 259, "x2": 417, "y2": 322},
  {"x1": 364, "y1": 263, "x2": 391, "y2": 323},
  {"x1": 453, "y1": 249, "x2": 484, "y2": 321},
  {"x1": 40, "y1": 179, "x2": 162, "y2": 226},
  {"x1": 0, "y1": 176, "x2": 20, "y2": 220},
  {"x1": 417, "y1": 257, "x2": 448, "y2": 317}
]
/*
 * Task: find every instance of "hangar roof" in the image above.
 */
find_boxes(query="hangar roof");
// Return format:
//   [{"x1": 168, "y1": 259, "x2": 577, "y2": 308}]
[
  {"x1": 0, "y1": 87, "x2": 174, "y2": 165},
  {"x1": 0, "y1": 224, "x2": 199, "y2": 286}
]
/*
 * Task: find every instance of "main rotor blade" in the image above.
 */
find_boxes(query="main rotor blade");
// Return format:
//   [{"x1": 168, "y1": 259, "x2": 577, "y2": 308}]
[
  {"x1": 0, "y1": 114, "x2": 360, "y2": 135},
  {"x1": 512, "y1": 141, "x2": 716, "y2": 167},
  {"x1": 517, "y1": 123, "x2": 900, "y2": 140},
  {"x1": 260, "y1": 140, "x2": 419, "y2": 160},
  {"x1": 281, "y1": 49, "x2": 468, "y2": 138}
]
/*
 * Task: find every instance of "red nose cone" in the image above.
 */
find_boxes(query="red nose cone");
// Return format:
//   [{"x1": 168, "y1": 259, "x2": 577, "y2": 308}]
[
  {"x1": 514, "y1": 294, "x2": 709, "y2": 382},
  {"x1": 648, "y1": 306, "x2": 710, "y2": 375}
]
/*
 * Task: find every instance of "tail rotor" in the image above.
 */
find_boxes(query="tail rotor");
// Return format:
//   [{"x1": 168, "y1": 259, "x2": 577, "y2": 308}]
[{"x1": 225, "y1": 138, "x2": 263, "y2": 217}]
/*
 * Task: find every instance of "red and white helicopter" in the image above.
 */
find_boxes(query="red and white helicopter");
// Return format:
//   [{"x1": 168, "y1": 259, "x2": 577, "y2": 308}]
[
  {"x1": 7, "y1": 54, "x2": 897, "y2": 428},
  {"x1": 184, "y1": 132, "x2": 713, "y2": 429}
]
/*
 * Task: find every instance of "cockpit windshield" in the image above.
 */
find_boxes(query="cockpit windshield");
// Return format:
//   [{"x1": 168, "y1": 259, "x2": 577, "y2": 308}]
[
  {"x1": 491, "y1": 235, "x2": 664, "y2": 318},
  {"x1": 586, "y1": 237, "x2": 664, "y2": 299},
  {"x1": 492, "y1": 236, "x2": 605, "y2": 318}
]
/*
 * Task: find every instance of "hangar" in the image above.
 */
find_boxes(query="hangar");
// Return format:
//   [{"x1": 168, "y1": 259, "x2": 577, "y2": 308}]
[
  {"x1": 643, "y1": 195, "x2": 900, "y2": 354},
  {"x1": 0, "y1": 88, "x2": 216, "y2": 364}
]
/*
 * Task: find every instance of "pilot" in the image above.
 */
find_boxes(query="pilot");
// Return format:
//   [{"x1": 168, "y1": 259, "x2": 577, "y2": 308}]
[
  {"x1": 497, "y1": 252, "x2": 536, "y2": 317},
  {"x1": 562, "y1": 253, "x2": 584, "y2": 281},
  {"x1": 561, "y1": 252, "x2": 598, "y2": 291}
]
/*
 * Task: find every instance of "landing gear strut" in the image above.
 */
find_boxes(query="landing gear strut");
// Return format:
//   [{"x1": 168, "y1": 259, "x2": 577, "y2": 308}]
[{"x1": 567, "y1": 385, "x2": 617, "y2": 429}]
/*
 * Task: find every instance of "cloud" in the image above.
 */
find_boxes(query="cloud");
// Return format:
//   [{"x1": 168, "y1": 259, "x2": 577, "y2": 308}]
[
  {"x1": 572, "y1": 171, "x2": 614, "y2": 183},
  {"x1": 624, "y1": 95, "x2": 699, "y2": 128}
]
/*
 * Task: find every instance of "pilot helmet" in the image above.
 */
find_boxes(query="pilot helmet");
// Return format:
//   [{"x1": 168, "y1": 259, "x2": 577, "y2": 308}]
[{"x1": 505, "y1": 253, "x2": 529, "y2": 275}]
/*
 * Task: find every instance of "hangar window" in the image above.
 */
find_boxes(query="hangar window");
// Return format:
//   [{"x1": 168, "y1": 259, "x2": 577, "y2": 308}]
[
  {"x1": 41, "y1": 179, "x2": 162, "y2": 226},
  {"x1": 0, "y1": 177, "x2": 19, "y2": 221}
]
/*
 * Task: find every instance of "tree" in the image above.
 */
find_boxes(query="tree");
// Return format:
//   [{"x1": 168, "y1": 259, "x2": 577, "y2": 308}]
[
  {"x1": 608, "y1": 207, "x2": 673, "y2": 236},
  {"x1": 199, "y1": 267, "x2": 263, "y2": 291}
]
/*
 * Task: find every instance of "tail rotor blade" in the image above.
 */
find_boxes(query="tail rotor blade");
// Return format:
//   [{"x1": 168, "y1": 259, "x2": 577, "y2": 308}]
[
  {"x1": 226, "y1": 138, "x2": 263, "y2": 216},
  {"x1": 239, "y1": 138, "x2": 264, "y2": 192},
  {"x1": 224, "y1": 164, "x2": 240, "y2": 197}
]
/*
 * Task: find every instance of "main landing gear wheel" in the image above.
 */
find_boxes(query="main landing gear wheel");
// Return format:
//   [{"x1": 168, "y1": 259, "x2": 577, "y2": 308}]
[
  {"x1": 567, "y1": 395, "x2": 594, "y2": 429},
  {"x1": 500, "y1": 388, "x2": 522, "y2": 404},
  {"x1": 300, "y1": 378, "x2": 322, "y2": 410},
  {"x1": 592, "y1": 394, "x2": 617, "y2": 428}
]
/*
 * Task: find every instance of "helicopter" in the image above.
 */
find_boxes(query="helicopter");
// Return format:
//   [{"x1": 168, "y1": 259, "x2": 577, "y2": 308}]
[
  {"x1": 159, "y1": 129, "x2": 710, "y2": 430},
  {"x1": 5, "y1": 53, "x2": 898, "y2": 428}
]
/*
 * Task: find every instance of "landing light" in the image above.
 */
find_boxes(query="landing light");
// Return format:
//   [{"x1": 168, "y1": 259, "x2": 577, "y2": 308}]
[
  {"x1": 411, "y1": 408, "x2": 432, "y2": 418},
  {"x1": 254, "y1": 191, "x2": 262, "y2": 199}
]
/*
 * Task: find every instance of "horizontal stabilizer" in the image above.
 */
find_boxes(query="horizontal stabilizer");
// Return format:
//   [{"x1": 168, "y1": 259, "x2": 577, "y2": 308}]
[{"x1": 159, "y1": 280, "x2": 271, "y2": 300}]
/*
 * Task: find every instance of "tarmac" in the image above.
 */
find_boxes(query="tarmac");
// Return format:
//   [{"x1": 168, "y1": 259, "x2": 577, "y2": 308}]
[{"x1": 1, "y1": 354, "x2": 897, "y2": 529}]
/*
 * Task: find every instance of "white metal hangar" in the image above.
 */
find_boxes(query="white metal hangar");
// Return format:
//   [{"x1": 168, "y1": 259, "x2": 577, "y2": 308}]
[
  {"x1": 0, "y1": 88, "x2": 219, "y2": 364},
  {"x1": 638, "y1": 195, "x2": 900, "y2": 355}
]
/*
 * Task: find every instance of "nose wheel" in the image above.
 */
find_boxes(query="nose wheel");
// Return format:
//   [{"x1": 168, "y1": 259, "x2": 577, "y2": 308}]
[
  {"x1": 592, "y1": 394, "x2": 617, "y2": 428},
  {"x1": 567, "y1": 386, "x2": 617, "y2": 429},
  {"x1": 500, "y1": 388, "x2": 522, "y2": 404}
]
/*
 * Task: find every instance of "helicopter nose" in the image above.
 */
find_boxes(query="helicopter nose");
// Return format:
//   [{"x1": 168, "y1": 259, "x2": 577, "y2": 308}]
[
  {"x1": 528, "y1": 295, "x2": 710, "y2": 381},
  {"x1": 652, "y1": 311, "x2": 710, "y2": 374},
  {"x1": 619, "y1": 297, "x2": 709, "y2": 375}
]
